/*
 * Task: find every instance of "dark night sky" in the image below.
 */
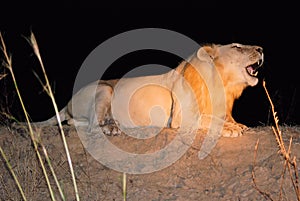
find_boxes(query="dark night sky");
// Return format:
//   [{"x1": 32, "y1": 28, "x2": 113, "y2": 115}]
[{"x1": 0, "y1": 2, "x2": 299, "y2": 126}]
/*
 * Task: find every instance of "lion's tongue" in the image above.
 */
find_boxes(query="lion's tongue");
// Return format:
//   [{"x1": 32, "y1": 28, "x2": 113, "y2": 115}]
[
  {"x1": 246, "y1": 66, "x2": 256, "y2": 76},
  {"x1": 247, "y1": 66, "x2": 254, "y2": 74}
]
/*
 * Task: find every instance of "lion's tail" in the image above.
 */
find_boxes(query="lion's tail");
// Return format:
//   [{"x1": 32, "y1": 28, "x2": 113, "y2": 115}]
[{"x1": 13, "y1": 107, "x2": 68, "y2": 127}]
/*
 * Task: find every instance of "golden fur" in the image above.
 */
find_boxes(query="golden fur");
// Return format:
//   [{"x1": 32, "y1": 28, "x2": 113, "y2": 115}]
[
  {"x1": 181, "y1": 43, "x2": 263, "y2": 136},
  {"x1": 29, "y1": 43, "x2": 264, "y2": 137}
]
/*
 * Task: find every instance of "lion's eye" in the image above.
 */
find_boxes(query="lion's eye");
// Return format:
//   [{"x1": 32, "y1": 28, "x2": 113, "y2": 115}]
[{"x1": 232, "y1": 44, "x2": 242, "y2": 49}]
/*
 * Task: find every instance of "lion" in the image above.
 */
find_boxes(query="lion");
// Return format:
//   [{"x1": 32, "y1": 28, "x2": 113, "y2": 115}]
[{"x1": 25, "y1": 43, "x2": 263, "y2": 137}]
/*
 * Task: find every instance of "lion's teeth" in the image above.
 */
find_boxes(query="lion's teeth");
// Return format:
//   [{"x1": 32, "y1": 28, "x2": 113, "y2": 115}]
[
  {"x1": 257, "y1": 58, "x2": 264, "y2": 66},
  {"x1": 253, "y1": 71, "x2": 258, "y2": 76}
]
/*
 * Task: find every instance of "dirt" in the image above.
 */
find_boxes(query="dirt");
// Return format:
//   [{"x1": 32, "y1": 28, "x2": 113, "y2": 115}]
[{"x1": 0, "y1": 125, "x2": 300, "y2": 201}]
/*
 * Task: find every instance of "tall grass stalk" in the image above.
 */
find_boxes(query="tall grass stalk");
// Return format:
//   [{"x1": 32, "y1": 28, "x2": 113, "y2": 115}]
[
  {"x1": 0, "y1": 146, "x2": 27, "y2": 201},
  {"x1": 123, "y1": 172, "x2": 127, "y2": 201},
  {"x1": 40, "y1": 139, "x2": 66, "y2": 200},
  {"x1": 0, "y1": 33, "x2": 57, "y2": 200},
  {"x1": 27, "y1": 32, "x2": 80, "y2": 201}
]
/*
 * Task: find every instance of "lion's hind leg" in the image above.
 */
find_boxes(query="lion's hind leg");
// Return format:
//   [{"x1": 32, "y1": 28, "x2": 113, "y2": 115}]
[{"x1": 88, "y1": 84, "x2": 121, "y2": 135}]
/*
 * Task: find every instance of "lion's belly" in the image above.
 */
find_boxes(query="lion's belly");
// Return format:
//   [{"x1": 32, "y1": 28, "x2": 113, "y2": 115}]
[
  {"x1": 111, "y1": 76, "x2": 173, "y2": 129},
  {"x1": 128, "y1": 85, "x2": 172, "y2": 127}
]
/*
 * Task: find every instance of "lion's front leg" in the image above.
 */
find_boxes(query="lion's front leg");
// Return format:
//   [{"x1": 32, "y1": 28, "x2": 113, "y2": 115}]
[
  {"x1": 221, "y1": 121, "x2": 248, "y2": 137},
  {"x1": 199, "y1": 115, "x2": 248, "y2": 137}
]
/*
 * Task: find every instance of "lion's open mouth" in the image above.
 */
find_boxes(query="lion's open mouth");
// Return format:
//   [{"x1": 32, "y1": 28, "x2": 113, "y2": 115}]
[{"x1": 245, "y1": 58, "x2": 263, "y2": 77}]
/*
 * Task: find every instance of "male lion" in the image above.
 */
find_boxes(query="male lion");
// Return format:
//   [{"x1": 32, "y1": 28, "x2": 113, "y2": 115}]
[{"x1": 29, "y1": 43, "x2": 264, "y2": 137}]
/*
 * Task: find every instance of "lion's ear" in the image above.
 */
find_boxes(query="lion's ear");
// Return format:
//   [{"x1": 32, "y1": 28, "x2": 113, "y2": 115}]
[{"x1": 196, "y1": 46, "x2": 217, "y2": 63}]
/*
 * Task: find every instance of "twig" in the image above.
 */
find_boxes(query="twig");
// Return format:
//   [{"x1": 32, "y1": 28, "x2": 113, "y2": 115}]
[
  {"x1": 263, "y1": 80, "x2": 300, "y2": 200},
  {"x1": 252, "y1": 139, "x2": 273, "y2": 200}
]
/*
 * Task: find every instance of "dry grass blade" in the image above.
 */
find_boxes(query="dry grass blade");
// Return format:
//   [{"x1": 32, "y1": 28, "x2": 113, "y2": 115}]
[
  {"x1": 0, "y1": 32, "x2": 56, "y2": 201},
  {"x1": 0, "y1": 73, "x2": 7, "y2": 80},
  {"x1": 286, "y1": 137, "x2": 300, "y2": 199},
  {"x1": 27, "y1": 32, "x2": 80, "y2": 201},
  {"x1": 293, "y1": 157, "x2": 300, "y2": 193},
  {"x1": 0, "y1": 111, "x2": 19, "y2": 122},
  {"x1": 263, "y1": 80, "x2": 300, "y2": 200}
]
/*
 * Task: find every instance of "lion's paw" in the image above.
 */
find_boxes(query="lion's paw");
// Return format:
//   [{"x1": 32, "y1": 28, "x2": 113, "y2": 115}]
[
  {"x1": 100, "y1": 119, "x2": 122, "y2": 136},
  {"x1": 101, "y1": 125, "x2": 122, "y2": 136},
  {"x1": 221, "y1": 122, "x2": 248, "y2": 137}
]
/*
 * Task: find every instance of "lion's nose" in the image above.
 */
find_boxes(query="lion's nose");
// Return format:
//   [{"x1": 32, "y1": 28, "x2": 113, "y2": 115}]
[{"x1": 256, "y1": 47, "x2": 263, "y2": 54}]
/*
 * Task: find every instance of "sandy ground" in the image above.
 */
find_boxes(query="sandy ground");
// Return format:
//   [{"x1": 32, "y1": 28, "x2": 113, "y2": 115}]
[{"x1": 0, "y1": 125, "x2": 300, "y2": 201}]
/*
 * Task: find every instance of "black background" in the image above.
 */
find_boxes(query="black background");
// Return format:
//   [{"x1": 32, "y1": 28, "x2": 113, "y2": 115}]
[{"x1": 0, "y1": 2, "x2": 299, "y2": 127}]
